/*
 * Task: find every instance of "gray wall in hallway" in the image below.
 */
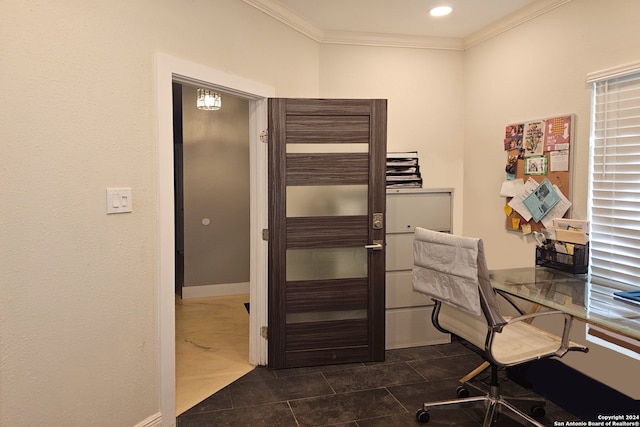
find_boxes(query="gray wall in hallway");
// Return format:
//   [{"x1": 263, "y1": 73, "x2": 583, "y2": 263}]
[{"x1": 182, "y1": 85, "x2": 250, "y2": 287}]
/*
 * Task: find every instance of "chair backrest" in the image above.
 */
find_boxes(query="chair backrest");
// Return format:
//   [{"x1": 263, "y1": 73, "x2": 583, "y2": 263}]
[
  {"x1": 474, "y1": 238, "x2": 506, "y2": 328},
  {"x1": 412, "y1": 227, "x2": 506, "y2": 329}
]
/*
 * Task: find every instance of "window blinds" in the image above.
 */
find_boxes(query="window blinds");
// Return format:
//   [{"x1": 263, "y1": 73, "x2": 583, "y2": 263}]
[{"x1": 590, "y1": 70, "x2": 640, "y2": 287}]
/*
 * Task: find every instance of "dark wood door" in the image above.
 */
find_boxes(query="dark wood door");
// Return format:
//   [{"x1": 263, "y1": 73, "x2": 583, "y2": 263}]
[{"x1": 268, "y1": 98, "x2": 387, "y2": 368}]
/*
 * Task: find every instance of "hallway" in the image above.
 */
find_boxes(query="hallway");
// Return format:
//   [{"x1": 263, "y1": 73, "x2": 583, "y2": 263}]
[{"x1": 175, "y1": 293, "x2": 254, "y2": 415}]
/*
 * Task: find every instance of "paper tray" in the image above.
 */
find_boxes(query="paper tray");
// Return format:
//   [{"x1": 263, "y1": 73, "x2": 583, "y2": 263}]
[{"x1": 555, "y1": 229, "x2": 588, "y2": 245}]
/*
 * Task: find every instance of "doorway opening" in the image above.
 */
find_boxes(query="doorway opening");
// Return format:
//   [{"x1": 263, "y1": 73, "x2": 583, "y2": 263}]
[
  {"x1": 173, "y1": 82, "x2": 253, "y2": 414},
  {"x1": 173, "y1": 83, "x2": 251, "y2": 299},
  {"x1": 156, "y1": 52, "x2": 274, "y2": 422}
]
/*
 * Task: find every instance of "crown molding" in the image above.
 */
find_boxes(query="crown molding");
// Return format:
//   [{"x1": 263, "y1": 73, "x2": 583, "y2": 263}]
[
  {"x1": 321, "y1": 30, "x2": 464, "y2": 51},
  {"x1": 244, "y1": 0, "x2": 571, "y2": 51},
  {"x1": 464, "y1": 0, "x2": 572, "y2": 49},
  {"x1": 243, "y1": 0, "x2": 325, "y2": 42}
]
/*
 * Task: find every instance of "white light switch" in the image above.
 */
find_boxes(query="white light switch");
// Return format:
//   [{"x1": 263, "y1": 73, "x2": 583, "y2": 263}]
[{"x1": 107, "y1": 188, "x2": 132, "y2": 214}]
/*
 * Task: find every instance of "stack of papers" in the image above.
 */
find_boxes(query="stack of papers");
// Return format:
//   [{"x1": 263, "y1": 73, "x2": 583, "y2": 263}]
[
  {"x1": 505, "y1": 177, "x2": 571, "y2": 226},
  {"x1": 543, "y1": 218, "x2": 589, "y2": 244},
  {"x1": 386, "y1": 151, "x2": 423, "y2": 188}
]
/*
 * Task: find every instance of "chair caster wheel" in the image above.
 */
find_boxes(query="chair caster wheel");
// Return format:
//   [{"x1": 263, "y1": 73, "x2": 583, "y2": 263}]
[
  {"x1": 456, "y1": 385, "x2": 469, "y2": 398},
  {"x1": 416, "y1": 409, "x2": 430, "y2": 423},
  {"x1": 531, "y1": 405, "x2": 546, "y2": 418}
]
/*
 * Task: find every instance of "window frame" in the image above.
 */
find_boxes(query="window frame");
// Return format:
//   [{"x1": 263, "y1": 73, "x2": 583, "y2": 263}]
[{"x1": 586, "y1": 61, "x2": 640, "y2": 359}]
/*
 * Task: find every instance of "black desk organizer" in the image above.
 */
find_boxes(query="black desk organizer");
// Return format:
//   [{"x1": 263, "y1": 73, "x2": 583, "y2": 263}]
[{"x1": 535, "y1": 241, "x2": 589, "y2": 275}]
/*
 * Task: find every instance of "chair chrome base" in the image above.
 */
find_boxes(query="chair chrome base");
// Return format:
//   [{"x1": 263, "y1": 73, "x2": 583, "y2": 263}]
[{"x1": 416, "y1": 367, "x2": 546, "y2": 427}]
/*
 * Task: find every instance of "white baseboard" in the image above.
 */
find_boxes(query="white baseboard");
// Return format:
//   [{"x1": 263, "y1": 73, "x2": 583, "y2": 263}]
[
  {"x1": 133, "y1": 413, "x2": 163, "y2": 427},
  {"x1": 181, "y1": 282, "x2": 250, "y2": 299}
]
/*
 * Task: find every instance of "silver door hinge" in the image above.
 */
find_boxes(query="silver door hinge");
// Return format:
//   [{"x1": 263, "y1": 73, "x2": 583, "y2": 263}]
[
  {"x1": 260, "y1": 129, "x2": 268, "y2": 143},
  {"x1": 262, "y1": 229, "x2": 269, "y2": 240},
  {"x1": 261, "y1": 326, "x2": 268, "y2": 339}
]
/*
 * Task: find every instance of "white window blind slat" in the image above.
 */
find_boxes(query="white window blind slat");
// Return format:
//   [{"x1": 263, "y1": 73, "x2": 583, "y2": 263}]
[
  {"x1": 594, "y1": 129, "x2": 640, "y2": 139},
  {"x1": 594, "y1": 88, "x2": 640, "y2": 104},
  {"x1": 589, "y1": 70, "x2": 640, "y2": 288}
]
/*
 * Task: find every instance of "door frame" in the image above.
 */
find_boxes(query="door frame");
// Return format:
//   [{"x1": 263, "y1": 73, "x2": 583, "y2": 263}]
[{"x1": 155, "y1": 52, "x2": 274, "y2": 423}]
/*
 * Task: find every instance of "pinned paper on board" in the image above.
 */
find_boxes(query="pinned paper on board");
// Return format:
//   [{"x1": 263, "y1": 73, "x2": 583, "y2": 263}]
[
  {"x1": 524, "y1": 121, "x2": 545, "y2": 156},
  {"x1": 523, "y1": 178, "x2": 561, "y2": 222},
  {"x1": 500, "y1": 178, "x2": 524, "y2": 197},
  {"x1": 524, "y1": 156, "x2": 547, "y2": 175},
  {"x1": 544, "y1": 115, "x2": 571, "y2": 151},
  {"x1": 507, "y1": 177, "x2": 540, "y2": 221},
  {"x1": 540, "y1": 186, "x2": 571, "y2": 228},
  {"x1": 550, "y1": 150, "x2": 569, "y2": 172}
]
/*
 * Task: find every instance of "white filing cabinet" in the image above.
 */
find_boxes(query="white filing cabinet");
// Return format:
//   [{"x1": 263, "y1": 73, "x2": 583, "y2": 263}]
[{"x1": 385, "y1": 188, "x2": 453, "y2": 349}]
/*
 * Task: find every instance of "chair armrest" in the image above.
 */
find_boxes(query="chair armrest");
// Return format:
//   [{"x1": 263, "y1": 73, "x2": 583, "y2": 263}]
[
  {"x1": 493, "y1": 309, "x2": 588, "y2": 356},
  {"x1": 504, "y1": 309, "x2": 567, "y2": 326},
  {"x1": 492, "y1": 308, "x2": 568, "y2": 331}
]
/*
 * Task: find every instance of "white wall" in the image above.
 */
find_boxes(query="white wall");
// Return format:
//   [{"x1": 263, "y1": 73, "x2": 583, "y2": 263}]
[
  {"x1": 464, "y1": 0, "x2": 640, "y2": 267},
  {"x1": 464, "y1": 0, "x2": 640, "y2": 397},
  {"x1": 0, "y1": 1, "x2": 318, "y2": 426},
  {"x1": 319, "y1": 44, "x2": 465, "y2": 233}
]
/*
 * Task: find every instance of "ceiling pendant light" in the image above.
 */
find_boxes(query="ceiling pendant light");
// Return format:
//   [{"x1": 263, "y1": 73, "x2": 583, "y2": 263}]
[
  {"x1": 430, "y1": 6, "x2": 453, "y2": 17},
  {"x1": 197, "y1": 88, "x2": 222, "y2": 110}
]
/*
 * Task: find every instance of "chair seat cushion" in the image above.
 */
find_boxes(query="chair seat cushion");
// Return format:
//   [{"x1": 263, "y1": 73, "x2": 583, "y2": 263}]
[
  {"x1": 437, "y1": 304, "x2": 580, "y2": 366},
  {"x1": 492, "y1": 318, "x2": 566, "y2": 365}
]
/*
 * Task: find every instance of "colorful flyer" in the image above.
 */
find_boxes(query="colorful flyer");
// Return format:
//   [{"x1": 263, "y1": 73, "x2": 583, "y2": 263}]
[
  {"x1": 544, "y1": 115, "x2": 571, "y2": 151},
  {"x1": 504, "y1": 123, "x2": 524, "y2": 151},
  {"x1": 524, "y1": 121, "x2": 545, "y2": 156}
]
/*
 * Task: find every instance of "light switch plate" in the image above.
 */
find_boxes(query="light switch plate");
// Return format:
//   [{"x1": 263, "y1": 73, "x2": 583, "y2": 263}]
[{"x1": 107, "y1": 188, "x2": 132, "y2": 214}]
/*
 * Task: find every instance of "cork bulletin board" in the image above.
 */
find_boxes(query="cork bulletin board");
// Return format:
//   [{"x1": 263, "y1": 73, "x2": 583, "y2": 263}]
[{"x1": 502, "y1": 115, "x2": 575, "y2": 234}]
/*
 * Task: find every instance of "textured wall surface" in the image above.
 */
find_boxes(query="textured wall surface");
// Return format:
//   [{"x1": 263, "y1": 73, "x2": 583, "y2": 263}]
[{"x1": 0, "y1": 0, "x2": 317, "y2": 425}]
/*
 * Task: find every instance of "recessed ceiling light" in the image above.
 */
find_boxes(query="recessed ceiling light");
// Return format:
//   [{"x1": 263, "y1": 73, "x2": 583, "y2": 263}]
[{"x1": 430, "y1": 6, "x2": 453, "y2": 17}]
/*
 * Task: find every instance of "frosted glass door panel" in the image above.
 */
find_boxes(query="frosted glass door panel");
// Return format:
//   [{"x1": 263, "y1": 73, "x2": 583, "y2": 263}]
[
  {"x1": 287, "y1": 185, "x2": 367, "y2": 217},
  {"x1": 286, "y1": 143, "x2": 369, "y2": 153},
  {"x1": 286, "y1": 310, "x2": 367, "y2": 324},
  {"x1": 287, "y1": 247, "x2": 368, "y2": 281}
]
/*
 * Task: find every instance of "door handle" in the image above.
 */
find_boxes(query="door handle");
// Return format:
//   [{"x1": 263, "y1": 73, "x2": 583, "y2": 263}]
[{"x1": 364, "y1": 240, "x2": 383, "y2": 251}]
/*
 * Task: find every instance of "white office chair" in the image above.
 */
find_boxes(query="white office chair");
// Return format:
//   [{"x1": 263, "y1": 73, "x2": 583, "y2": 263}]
[{"x1": 412, "y1": 228, "x2": 588, "y2": 426}]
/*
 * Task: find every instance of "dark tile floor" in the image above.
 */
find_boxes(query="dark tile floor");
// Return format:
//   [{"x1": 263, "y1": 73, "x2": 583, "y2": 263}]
[{"x1": 177, "y1": 338, "x2": 582, "y2": 426}]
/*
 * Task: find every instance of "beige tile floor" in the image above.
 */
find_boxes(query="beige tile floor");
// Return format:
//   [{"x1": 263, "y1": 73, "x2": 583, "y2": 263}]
[{"x1": 175, "y1": 293, "x2": 254, "y2": 415}]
